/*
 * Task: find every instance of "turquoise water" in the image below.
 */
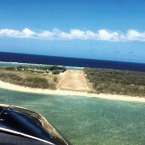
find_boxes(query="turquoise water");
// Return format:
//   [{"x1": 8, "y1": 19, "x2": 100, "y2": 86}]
[
  {"x1": 0, "y1": 61, "x2": 49, "y2": 67},
  {"x1": 0, "y1": 61, "x2": 83, "y2": 71},
  {"x1": 1, "y1": 88, "x2": 145, "y2": 145}
]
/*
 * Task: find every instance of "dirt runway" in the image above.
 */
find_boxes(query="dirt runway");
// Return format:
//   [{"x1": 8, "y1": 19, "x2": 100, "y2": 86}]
[{"x1": 57, "y1": 70, "x2": 89, "y2": 92}]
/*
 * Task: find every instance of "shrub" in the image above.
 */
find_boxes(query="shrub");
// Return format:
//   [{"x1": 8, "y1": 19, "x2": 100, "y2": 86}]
[
  {"x1": 84, "y1": 68, "x2": 145, "y2": 96},
  {"x1": 24, "y1": 77, "x2": 49, "y2": 89},
  {"x1": 5, "y1": 67, "x2": 16, "y2": 70}
]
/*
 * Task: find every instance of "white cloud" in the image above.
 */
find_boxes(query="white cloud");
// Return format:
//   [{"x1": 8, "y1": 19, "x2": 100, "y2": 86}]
[
  {"x1": 58, "y1": 32, "x2": 72, "y2": 39},
  {"x1": 37, "y1": 31, "x2": 54, "y2": 39},
  {"x1": 0, "y1": 28, "x2": 36, "y2": 38},
  {"x1": 98, "y1": 29, "x2": 119, "y2": 41},
  {"x1": 22, "y1": 28, "x2": 36, "y2": 38},
  {"x1": 0, "y1": 28, "x2": 145, "y2": 42},
  {"x1": 70, "y1": 29, "x2": 85, "y2": 39},
  {"x1": 85, "y1": 30, "x2": 97, "y2": 39},
  {"x1": 126, "y1": 29, "x2": 145, "y2": 41},
  {"x1": 0, "y1": 29, "x2": 21, "y2": 37}
]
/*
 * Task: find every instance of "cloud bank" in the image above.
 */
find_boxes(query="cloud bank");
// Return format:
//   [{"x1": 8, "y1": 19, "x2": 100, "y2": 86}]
[{"x1": 0, "y1": 28, "x2": 145, "y2": 42}]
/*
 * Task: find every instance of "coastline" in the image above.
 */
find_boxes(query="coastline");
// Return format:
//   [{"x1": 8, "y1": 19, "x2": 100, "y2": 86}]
[{"x1": 0, "y1": 80, "x2": 145, "y2": 103}]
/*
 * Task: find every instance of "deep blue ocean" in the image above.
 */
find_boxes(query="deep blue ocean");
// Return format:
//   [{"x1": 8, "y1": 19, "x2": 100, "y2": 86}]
[{"x1": 0, "y1": 52, "x2": 145, "y2": 72}]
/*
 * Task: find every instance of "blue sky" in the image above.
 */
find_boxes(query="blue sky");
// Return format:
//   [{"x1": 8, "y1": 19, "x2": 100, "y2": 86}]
[{"x1": 0, "y1": 0, "x2": 145, "y2": 63}]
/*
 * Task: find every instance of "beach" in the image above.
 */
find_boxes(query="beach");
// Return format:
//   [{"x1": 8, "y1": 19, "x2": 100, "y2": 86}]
[{"x1": 0, "y1": 80, "x2": 145, "y2": 103}]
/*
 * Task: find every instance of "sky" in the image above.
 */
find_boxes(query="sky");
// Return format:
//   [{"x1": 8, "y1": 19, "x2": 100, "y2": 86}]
[{"x1": 0, "y1": 0, "x2": 145, "y2": 63}]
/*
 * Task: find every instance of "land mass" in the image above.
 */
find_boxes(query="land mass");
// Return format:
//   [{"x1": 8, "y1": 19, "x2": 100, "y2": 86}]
[
  {"x1": 57, "y1": 70, "x2": 89, "y2": 91},
  {"x1": 1, "y1": 80, "x2": 145, "y2": 103},
  {"x1": 1, "y1": 65, "x2": 145, "y2": 103},
  {"x1": 85, "y1": 68, "x2": 145, "y2": 96},
  {"x1": 0, "y1": 65, "x2": 66, "y2": 90}
]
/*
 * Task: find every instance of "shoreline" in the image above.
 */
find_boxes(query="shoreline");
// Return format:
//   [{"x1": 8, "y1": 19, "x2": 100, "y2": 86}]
[{"x1": 0, "y1": 80, "x2": 145, "y2": 103}]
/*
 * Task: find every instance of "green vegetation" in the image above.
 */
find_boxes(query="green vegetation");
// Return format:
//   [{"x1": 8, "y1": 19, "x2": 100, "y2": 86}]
[
  {"x1": 1, "y1": 89, "x2": 145, "y2": 145},
  {"x1": 48, "y1": 65, "x2": 66, "y2": 72},
  {"x1": 0, "y1": 69, "x2": 57, "y2": 89},
  {"x1": 5, "y1": 66, "x2": 16, "y2": 70},
  {"x1": 85, "y1": 68, "x2": 145, "y2": 96},
  {"x1": 15, "y1": 65, "x2": 66, "y2": 74},
  {"x1": 0, "y1": 64, "x2": 66, "y2": 89},
  {"x1": 22, "y1": 76, "x2": 50, "y2": 89}
]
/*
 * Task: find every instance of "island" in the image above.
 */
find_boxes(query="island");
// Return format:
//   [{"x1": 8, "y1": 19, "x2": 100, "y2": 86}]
[{"x1": 0, "y1": 64, "x2": 145, "y2": 103}]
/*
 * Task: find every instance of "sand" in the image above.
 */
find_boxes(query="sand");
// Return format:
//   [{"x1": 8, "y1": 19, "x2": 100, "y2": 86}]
[
  {"x1": 0, "y1": 80, "x2": 145, "y2": 103},
  {"x1": 57, "y1": 70, "x2": 89, "y2": 91}
]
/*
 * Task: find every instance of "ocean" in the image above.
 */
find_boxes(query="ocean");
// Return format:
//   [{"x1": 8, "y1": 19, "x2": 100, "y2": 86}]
[
  {"x1": 0, "y1": 51, "x2": 145, "y2": 72},
  {"x1": 1, "y1": 88, "x2": 145, "y2": 145},
  {"x1": 1, "y1": 52, "x2": 145, "y2": 145}
]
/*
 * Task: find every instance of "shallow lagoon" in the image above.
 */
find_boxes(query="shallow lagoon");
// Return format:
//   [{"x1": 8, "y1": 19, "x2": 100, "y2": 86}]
[{"x1": 1, "y1": 88, "x2": 145, "y2": 145}]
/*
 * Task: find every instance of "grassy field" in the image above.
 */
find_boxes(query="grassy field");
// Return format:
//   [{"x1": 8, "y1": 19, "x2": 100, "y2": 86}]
[
  {"x1": 0, "y1": 69, "x2": 57, "y2": 89},
  {"x1": 85, "y1": 68, "x2": 145, "y2": 96},
  {"x1": 1, "y1": 89, "x2": 145, "y2": 145}
]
